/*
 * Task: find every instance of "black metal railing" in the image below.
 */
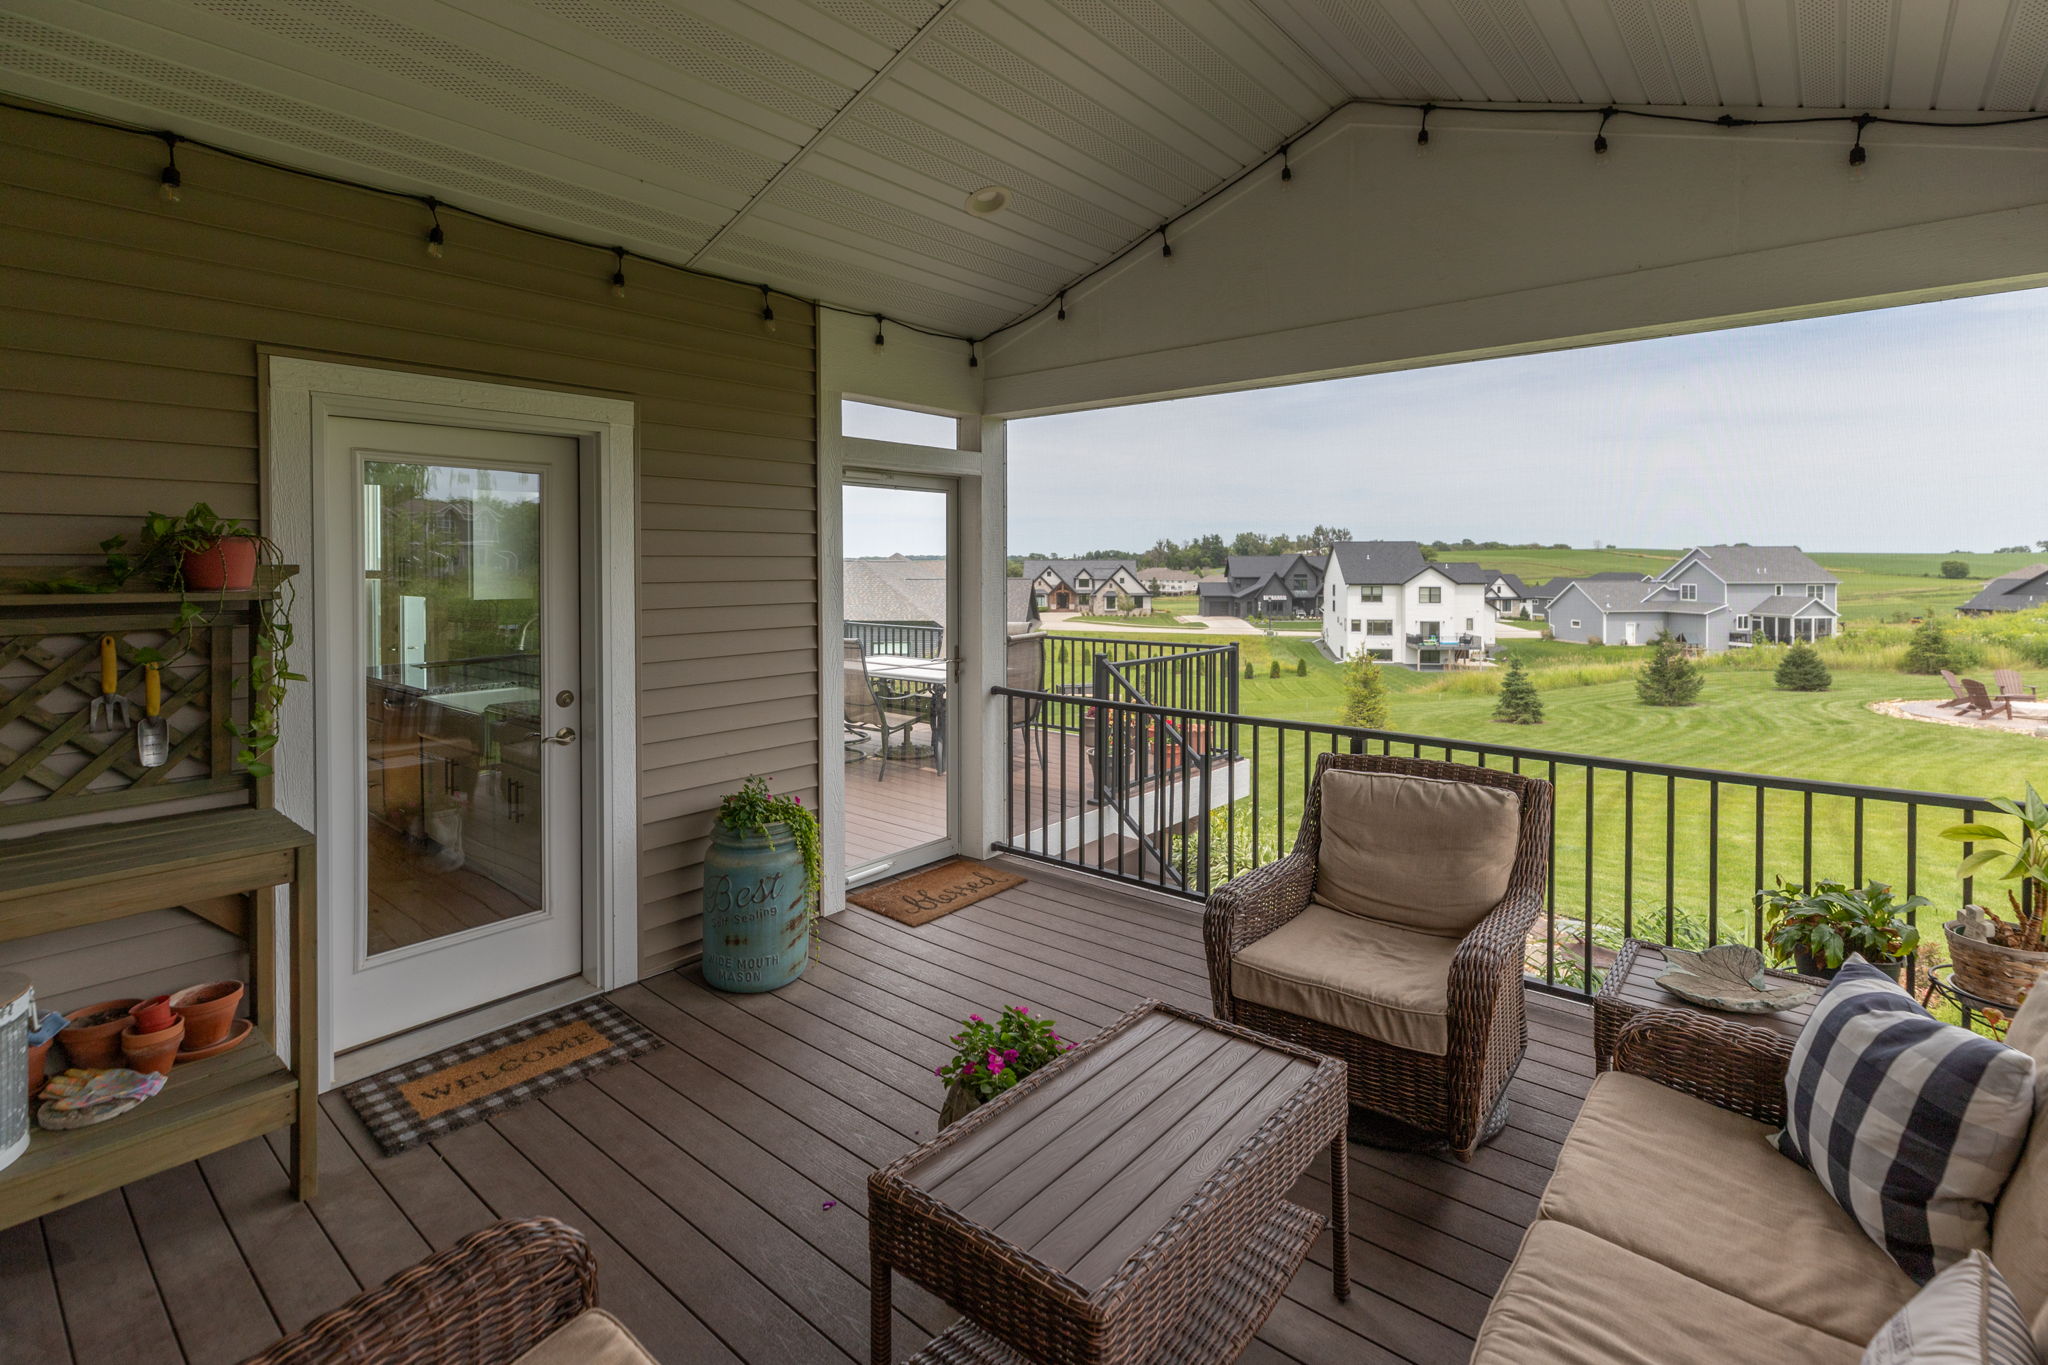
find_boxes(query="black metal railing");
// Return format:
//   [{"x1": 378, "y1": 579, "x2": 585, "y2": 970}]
[
  {"x1": 1038, "y1": 634, "x2": 1240, "y2": 717},
  {"x1": 845, "y1": 620, "x2": 943, "y2": 657},
  {"x1": 995, "y1": 687, "x2": 2001, "y2": 999}
]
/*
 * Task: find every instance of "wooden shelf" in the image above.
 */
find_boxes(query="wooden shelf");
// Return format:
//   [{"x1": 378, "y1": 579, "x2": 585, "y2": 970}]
[
  {"x1": 1, "y1": 1027, "x2": 297, "y2": 1228},
  {"x1": 0, "y1": 567, "x2": 297, "y2": 610}
]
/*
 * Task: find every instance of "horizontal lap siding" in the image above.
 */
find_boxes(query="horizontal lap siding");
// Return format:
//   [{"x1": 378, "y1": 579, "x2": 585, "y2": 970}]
[{"x1": 0, "y1": 108, "x2": 818, "y2": 986}]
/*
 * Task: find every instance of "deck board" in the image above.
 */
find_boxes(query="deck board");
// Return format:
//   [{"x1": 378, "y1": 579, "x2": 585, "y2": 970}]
[{"x1": 9, "y1": 863, "x2": 1597, "y2": 1364}]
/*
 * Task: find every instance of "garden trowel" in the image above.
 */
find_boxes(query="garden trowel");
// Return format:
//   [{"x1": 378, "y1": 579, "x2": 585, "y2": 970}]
[
  {"x1": 87, "y1": 635, "x2": 132, "y2": 733},
  {"x1": 136, "y1": 662, "x2": 168, "y2": 768}
]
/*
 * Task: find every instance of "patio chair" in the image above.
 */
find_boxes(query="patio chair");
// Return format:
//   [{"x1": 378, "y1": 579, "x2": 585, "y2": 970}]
[
  {"x1": 1961, "y1": 676, "x2": 2013, "y2": 719},
  {"x1": 1937, "y1": 669, "x2": 1974, "y2": 710},
  {"x1": 1995, "y1": 667, "x2": 2036, "y2": 701},
  {"x1": 1006, "y1": 630, "x2": 1051, "y2": 769},
  {"x1": 249, "y1": 1217, "x2": 630, "y2": 1364},
  {"x1": 844, "y1": 642, "x2": 932, "y2": 782},
  {"x1": 1205, "y1": 752, "x2": 1553, "y2": 1158}
]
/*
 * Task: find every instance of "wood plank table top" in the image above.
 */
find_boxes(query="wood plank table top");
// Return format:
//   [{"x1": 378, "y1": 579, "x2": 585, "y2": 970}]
[
  {"x1": 869, "y1": 999, "x2": 1349, "y2": 1365},
  {"x1": 1593, "y1": 938, "x2": 1823, "y2": 1069}
]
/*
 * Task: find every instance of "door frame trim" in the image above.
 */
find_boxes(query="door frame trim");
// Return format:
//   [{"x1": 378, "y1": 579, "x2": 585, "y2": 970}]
[{"x1": 263, "y1": 354, "x2": 638, "y2": 1088}]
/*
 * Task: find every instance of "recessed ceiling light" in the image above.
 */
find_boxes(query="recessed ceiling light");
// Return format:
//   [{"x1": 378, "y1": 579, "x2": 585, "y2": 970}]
[{"x1": 964, "y1": 185, "x2": 1012, "y2": 216}]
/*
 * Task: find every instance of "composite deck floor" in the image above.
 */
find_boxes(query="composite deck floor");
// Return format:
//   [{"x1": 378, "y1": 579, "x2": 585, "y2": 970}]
[{"x1": 0, "y1": 862, "x2": 1596, "y2": 1365}]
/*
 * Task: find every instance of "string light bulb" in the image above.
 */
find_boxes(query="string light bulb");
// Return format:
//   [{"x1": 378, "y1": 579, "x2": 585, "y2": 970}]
[
  {"x1": 759, "y1": 284, "x2": 776, "y2": 332},
  {"x1": 873, "y1": 314, "x2": 885, "y2": 347},
  {"x1": 609, "y1": 248, "x2": 627, "y2": 299},
  {"x1": 1416, "y1": 103, "x2": 1434, "y2": 151},
  {"x1": 156, "y1": 132, "x2": 182, "y2": 203},
  {"x1": 1279, "y1": 142, "x2": 1293, "y2": 182},
  {"x1": 1848, "y1": 113, "x2": 1871, "y2": 176},
  {"x1": 967, "y1": 340, "x2": 978, "y2": 368},
  {"x1": 425, "y1": 198, "x2": 445, "y2": 258},
  {"x1": 1159, "y1": 227, "x2": 1173, "y2": 263},
  {"x1": 1056, "y1": 290, "x2": 1066, "y2": 322},
  {"x1": 1593, "y1": 107, "x2": 1614, "y2": 156}
]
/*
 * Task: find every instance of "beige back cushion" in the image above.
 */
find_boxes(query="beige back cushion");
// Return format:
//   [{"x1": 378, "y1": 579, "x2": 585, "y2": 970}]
[
  {"x1": 1989, "y1": 986, "x2": 2048, "y2": 1350},
  {"x1": 1312, "y1": 770, "x2": 1521, "y2": 936}
]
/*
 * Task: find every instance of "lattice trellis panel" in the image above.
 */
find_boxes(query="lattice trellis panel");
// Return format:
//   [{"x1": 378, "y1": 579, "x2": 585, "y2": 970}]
[{"x1": 0, "y1": 604, "x2": 256, "y2": 825}]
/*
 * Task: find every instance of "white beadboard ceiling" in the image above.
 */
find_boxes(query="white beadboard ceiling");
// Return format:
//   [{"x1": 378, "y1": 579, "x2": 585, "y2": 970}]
[{"x1": 2, "y1": 0, "x2": 2044, "y2": 336}]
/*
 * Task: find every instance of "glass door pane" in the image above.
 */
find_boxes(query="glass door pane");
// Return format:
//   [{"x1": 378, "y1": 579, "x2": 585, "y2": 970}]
[
  {"x1": 840, "y1": 479, "x2": 954, "y2": 879},
  {"x1": 363, "y1": 459, "x2": 546, "y2": 955}
]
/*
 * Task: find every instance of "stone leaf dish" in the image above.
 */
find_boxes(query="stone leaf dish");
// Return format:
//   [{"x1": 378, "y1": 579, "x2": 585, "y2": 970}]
[{"x1": 1655, "y1": 944, "x2": 1817, "y2": 1014}]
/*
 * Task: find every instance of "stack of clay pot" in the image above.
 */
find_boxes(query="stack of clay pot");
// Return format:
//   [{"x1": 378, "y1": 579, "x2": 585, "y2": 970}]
[{"x1": 55, "y1": 981, "x2": 245, "y2": 1080}]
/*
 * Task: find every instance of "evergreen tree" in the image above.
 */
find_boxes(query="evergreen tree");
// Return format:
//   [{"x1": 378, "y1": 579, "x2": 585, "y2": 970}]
[
  {"x1": 1268, "y1": 658, "x2": 1281, "y2": 679},
  {"x1": 1243, "y1": 660, "x2": 1254, "y2": 680},
  {"x1": 1636, "y1": 631, "x2": 1704, "y2": 706},
  {"x1": 1774, "y1": 640, "x2": 1833, "y2": 691},
  {"x1": 1294, "y1": 657, "x2": 1308, "y2": 677},
  {"x1": 1341, "y1": 654, "x2": 1392, "y2": 730},
  {"x1": 1902, "y1": 620, "x2": 1954, "y2": 675},
  {"x1": 1492, "y1": 655, "x2": 1545, "y2": 724}
]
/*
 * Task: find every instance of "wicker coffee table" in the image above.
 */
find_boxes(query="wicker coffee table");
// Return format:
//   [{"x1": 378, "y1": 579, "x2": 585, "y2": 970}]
[
  {"x1": 1594, "y1": 938, "x2": 1823, "y2": 1070},
  {"x1": 869, "y1": 999, "x2": 1348, "y2": 1365}
]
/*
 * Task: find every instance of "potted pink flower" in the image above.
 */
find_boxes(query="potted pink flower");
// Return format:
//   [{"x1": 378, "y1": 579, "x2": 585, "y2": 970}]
[{"x1": 935, "y1": 1004, "x2": 1073, "y2": 1127}]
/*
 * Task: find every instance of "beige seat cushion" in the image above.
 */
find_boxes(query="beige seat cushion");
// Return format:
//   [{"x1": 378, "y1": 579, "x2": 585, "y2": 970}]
[
  {"x1": 1542, "y1": 1071, "x2": 1917, "y2": 1344},
  {"x1": 1314, "y1": 770, "x2": 1519, "y2": 935},
  {"x1": 511, "y1": 1310, "x2": 660, "y2": 1365},
  {"x1": 1471, "y1": 1220, "x2": 1864, "y2": 1365},
  {"x1": 1231, "y1": 903, "x2": 1460, "y2": 1055},
  {"x1": 1988, "y1": 987, "x2": 2048, "y2": 1355}
]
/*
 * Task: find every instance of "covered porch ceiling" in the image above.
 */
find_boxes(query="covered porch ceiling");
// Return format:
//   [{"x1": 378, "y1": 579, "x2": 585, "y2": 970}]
[{"x1": 4, "y1": 0, "x2": 2046, "y2": 343}]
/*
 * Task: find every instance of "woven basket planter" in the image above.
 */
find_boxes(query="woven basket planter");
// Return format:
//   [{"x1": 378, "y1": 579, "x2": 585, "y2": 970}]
[{"x1": 1945, "y1": 921, "x2": 2048, "y2": 1009}]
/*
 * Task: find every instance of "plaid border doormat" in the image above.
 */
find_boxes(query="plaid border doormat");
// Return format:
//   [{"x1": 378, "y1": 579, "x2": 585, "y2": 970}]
[{"x1": 342, "y1": 997, "x2": 660, "y2": 1156}]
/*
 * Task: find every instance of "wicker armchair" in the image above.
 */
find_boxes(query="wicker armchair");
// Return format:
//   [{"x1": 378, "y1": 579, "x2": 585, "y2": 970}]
[
  {"x1": 247, "y1": 1217, "x2": 598, "y2": 1364},
  {"x1": 1205, "y1": 753, "x2": 1553, "y2": 1158}
]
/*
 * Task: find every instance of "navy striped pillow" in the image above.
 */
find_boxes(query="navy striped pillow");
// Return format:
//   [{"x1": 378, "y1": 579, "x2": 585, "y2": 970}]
[{"x1": 1776, "y1": 957, "x2": 2037, "y2": 1284}]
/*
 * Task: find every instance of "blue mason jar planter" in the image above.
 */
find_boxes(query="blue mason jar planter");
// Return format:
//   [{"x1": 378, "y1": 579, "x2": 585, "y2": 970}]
[{"x1": 701, "y1": 820, "x2": 811, "y2": 992}]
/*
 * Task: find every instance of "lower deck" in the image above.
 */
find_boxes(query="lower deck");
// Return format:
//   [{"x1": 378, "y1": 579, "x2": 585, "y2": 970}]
[{"x1": 0, "y1": 861, "x2": 1594, "y2": 1365}]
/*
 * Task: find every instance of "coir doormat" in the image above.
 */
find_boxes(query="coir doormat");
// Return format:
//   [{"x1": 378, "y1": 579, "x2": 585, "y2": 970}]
[
  {"x1": 342, "y1": 997, "x2": 660, "y2": 1156},
  {"x1": 848, "y1": 858, "x2": 1026, "y2": 927}
]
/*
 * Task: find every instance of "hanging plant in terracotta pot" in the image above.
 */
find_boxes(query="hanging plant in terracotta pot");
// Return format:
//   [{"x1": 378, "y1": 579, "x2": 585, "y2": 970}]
[{"x1": 139, "y1": 503, "x2": 270, "y2": 591}]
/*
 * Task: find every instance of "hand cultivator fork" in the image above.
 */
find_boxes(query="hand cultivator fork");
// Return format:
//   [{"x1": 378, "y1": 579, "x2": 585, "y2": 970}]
[{"x1": 88, "y1": 634, "x2": 134, "y2": 733}]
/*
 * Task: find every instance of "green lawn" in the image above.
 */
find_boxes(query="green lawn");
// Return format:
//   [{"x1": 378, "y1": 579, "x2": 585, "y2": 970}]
[{"x1": 1068, "y1": 611, "x2": 1204, "y2": 628}]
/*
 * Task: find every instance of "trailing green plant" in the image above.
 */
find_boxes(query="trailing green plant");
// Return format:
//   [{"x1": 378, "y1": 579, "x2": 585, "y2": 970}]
[
  {"x1": 717, "y1": 774, "x2": 824, "y2": 956},
  {"x1": 936, "y1": 1004, "x2": 1072, "y2": 1104},
  {"x1": 1757, "y1": 875, "x2": 1927, "y2": 970},
  {"x1": 1940, "y1": 785, "x2": 2048, "y2": 950},
  {"x1": 1774, "y1": 640, "x2": 1833, "y2": 692}
]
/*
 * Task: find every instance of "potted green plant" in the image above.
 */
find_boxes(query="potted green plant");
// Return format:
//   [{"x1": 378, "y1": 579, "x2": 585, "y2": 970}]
[
  {"x1": 1757, "y1": 876, "x2": 1927, "y2": 979},
  {"x1": 700, "y1": 776, "x2": 822, "y2": 993},
  {"x1": 1940, "y1": 786, "x2": 2048, "y2": 1006},
  {"x1": 935, "y1": 1004, "x2": 1073, "y2": 1126},
  {"x1": 138, "y1": 503, "x2": 269, "y2": 591}
]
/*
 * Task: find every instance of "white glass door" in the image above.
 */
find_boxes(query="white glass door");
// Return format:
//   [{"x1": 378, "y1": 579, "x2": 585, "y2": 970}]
[
  {"x1": 326, "y1": 417, "x2": 583, "y2": 1050},
  {"x1": 840, "y1": 474, "x2": 958, "y2": 881}
]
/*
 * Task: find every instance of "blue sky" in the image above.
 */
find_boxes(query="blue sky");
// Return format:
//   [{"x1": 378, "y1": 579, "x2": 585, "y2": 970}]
[{"x1": 987, "y1": 287, "x2": 2048, "y2": 556}]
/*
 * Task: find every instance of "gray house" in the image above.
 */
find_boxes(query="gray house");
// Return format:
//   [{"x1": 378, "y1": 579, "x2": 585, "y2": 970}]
[
  {"x1": 1525, "y1": 571, "x2": 1648, "y2": 618},
  {"x1": 1547, "y1": 546, "x2": 1840, "y2": 651},
  {"x1": 1958, "y1": 564, "x2": 2048, "y2": 616},
  {"x1": 1198, "y1": 552, "x2": 1328, "y2": 618}
]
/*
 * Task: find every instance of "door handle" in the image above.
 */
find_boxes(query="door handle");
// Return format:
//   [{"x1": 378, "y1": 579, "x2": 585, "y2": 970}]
[{"x1": 539, "y1": 727, "x2": 577, "y2": 746}]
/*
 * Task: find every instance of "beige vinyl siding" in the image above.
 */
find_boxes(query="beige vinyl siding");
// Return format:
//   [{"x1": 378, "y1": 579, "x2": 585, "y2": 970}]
[{"x1": 0, "y1": 105, "x2": 818, "y2": 988}]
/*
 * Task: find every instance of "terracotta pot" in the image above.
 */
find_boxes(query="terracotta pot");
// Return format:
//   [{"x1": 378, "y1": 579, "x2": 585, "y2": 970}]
[
  {"x1": 120, "y1": 1018, "x2": 185, "y2": 1077},
  {"x1": 130, "y1": 995, "x2": 176, "y2": 1033},
  {"x1": 169, "y1": 980, "x2": 243, "y2": 1051},
  {"x1": 60, "y1": 998, "x2": 143, "y2": 1069},
  {"x1": 28, "y1": 1037, "x2": 53, "y2": 1100},
  {"x1": 181, "y1": 536, "x2": 258, "y2": 591}
]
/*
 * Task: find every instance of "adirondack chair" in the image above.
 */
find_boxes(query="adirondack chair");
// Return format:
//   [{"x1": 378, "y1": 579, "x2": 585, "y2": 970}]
[
  {"x1": 1995, "y1": 668, "x2": 2036, "y2": 701},
  {"x1": 1938, "y1": 669, "x2": 1974, "y2": 710},
  {"x1": 1962, "y1": 677, "x2": 2013, "y2": 719}
]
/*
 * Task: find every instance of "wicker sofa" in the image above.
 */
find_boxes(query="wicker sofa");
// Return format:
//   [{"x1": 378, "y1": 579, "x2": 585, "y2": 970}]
[
  {"x1": 1471, "y1": 989, "x2": 2048, "y2": 1364},
  {"x1": 250, "y1": 1216, "x2": 657, "y2": 1364}
]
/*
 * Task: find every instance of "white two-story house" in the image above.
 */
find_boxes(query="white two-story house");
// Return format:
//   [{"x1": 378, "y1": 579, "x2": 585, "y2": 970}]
[
  {"x1": 1547, "y1": 545, "x2": 1840, "y2": 650},
  {"x1": 1321, "y1": 542, "x2": 1500, "y2": 668}
]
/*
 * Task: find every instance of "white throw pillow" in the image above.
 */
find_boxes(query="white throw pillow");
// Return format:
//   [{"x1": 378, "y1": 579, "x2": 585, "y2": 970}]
[{"x1": 1862, "y1": 1251, "x2": 2039, "y2": 1364}]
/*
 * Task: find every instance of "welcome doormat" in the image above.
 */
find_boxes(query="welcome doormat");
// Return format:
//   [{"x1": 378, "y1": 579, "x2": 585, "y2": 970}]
[
  {"x1": 848, "y1": 858, "x2": 1026, "y2": 927},
  {"x1": 342, "y1": 997, "x2": 660, "y2": 1156}
]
